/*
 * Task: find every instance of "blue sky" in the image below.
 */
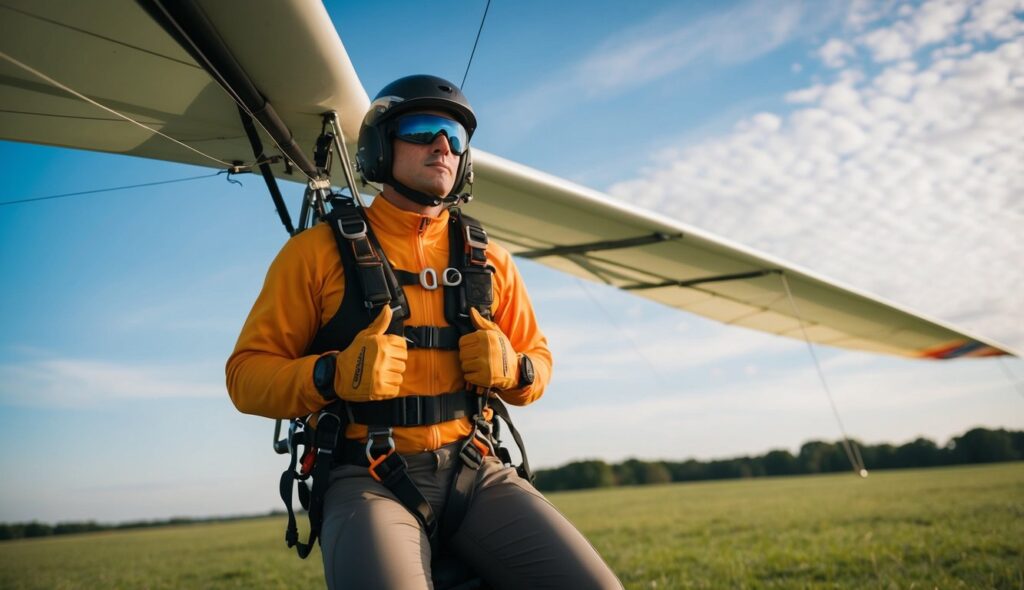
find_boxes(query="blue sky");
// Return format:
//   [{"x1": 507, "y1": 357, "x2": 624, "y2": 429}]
[{"x1": 1, "y1": 0, "x2": 1022, "y2": 523}]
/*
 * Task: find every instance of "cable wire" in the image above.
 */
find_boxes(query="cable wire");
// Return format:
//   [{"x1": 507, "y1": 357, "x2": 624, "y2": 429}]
[
  {"x1": 0, "y1": 172, "x2": 223, "y2": 207},
  {"x1": 573, "y1": 277, "x2": 673, "y2": 391},
  {"x1": 996, "y1": 356, "x2": 1024, "y2": 400},
  {"x1": 779, "y1": 272, "x2": 868, "y2": 477},
  {"x1": 0, "y1": 50, "x2": 233, "y2": 169},
  {"x1": 460, "y1": 0, "x2": 492, "y2": 89}
]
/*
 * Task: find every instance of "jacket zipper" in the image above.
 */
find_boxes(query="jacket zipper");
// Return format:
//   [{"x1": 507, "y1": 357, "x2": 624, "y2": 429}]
[{"x1": 415, "y1": 217, "x2": 440, "y2": 449}]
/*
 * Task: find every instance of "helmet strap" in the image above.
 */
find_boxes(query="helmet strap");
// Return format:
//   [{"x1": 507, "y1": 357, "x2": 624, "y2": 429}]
[{"x1": 389, "y1": 177, "x2": 445, "y2": 207}]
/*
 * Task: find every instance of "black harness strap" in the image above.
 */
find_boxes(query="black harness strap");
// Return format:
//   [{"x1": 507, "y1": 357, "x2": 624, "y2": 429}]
[
  {"x1": 281, "y1": 198, "x2": 532, "y2": 559},
  {"x1": 446, "y1": 209, "x2": 494, "y2": 334},
  {"x1": 404, "y1": 326, "x2": 460, "y2": 350},
  {"x1": 281, "y1": 410, "x2": 343, "y2": 558},
  {"x1": 237, "y1": 105, "x2": 294, "y2": 235},
  {"x1": 347, "y1": 390, "x2": 477, "y2": 427}
]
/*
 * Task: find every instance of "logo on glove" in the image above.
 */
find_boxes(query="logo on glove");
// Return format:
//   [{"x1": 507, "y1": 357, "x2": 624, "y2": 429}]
[{"x1": 352, "y1": 347, "x2": 366, "y2": 389}]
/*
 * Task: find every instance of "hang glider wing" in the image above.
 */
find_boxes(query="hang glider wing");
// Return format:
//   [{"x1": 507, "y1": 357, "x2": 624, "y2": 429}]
[{"x1": 0, "y1": 0, "x2": 1015, "y2": 359}]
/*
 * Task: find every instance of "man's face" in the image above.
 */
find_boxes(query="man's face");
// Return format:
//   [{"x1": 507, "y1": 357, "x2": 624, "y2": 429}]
[{"x1": 391, "y1": 110, "x2": 461, "y2": 198}]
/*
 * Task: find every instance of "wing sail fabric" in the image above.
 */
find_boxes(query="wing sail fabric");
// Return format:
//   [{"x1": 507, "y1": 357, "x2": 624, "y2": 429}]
[{"x1": 0, "y1": 0, "x2": 1014, "y2": 359}]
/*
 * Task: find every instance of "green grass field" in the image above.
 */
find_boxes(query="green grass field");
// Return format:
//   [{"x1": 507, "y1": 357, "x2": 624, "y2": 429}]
[{"x1": 2, "y1": 463, "x2": 1022, "y2": 589}]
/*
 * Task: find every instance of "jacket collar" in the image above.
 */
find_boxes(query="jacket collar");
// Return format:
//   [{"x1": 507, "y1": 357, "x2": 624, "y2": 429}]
[{"x1": 365, "y1": 194, "x2": 451, "y2": 241}]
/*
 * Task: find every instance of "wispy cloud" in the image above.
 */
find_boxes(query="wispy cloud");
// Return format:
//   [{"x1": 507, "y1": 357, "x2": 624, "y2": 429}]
[
  {"x1": 489, "y1": 0, "x2": 842, "y2": 144},
  {"x1": 608, "y1": 0, "x2": 1024, "y2": 352},
  {"x1": 0, "y1": 357, "x2": 224, "y2": 407}
]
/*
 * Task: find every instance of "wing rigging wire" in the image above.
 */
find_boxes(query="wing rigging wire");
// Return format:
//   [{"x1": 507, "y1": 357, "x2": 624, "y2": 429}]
[
  {"x1": 460, "y1": 0, "x2": 492, "y2": 89},
  {"x1": 0, "y1": 172, "x2": 226, "y2": 207},
  {"x1": 0, "y1": 50, "x2": 233, "y2": 169},
  {"x1": 573, "y1": 277, "x2": 673, "y2": 391},
  {"x1": 996, "y1": 357, "x2": 1024, "y2": 400},
  {"x1": 140, "y1": 0, "x2": 319, "y2": 186},
  {"x1": 780, "y1": 273, "x2": 868, "y2": 477}
]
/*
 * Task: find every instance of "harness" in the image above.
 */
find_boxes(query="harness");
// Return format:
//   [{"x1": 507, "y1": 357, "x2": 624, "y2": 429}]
[{"x1": 279, "y1": 196, "x2": 533, "y2": 559}]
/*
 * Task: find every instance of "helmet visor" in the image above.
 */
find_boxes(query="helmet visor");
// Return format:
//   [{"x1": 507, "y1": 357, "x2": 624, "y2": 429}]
[{"x1": 394, "y1": 114, "x2": 469, "y2": 155}]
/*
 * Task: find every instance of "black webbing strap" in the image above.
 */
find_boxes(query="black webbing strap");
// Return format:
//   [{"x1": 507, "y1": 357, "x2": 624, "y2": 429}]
[
  {"x1": 347, "y1": 390, "x2": 477, "y2": 427},
  {"x1": 237, "y1": 105, "x2": 294, "y2": 235},
  {"x1": 404, "y1": 326, "x2": 460, "y2": 350},
  {"x1": 337, "y1": 208, "x2": 390, "y2": 309},
  {"x1": 394, "y1": 269, "x2": 422, "y2": 287},
  {"x1": 489, "y1": 398, "x2": 534, "y2": 482},
  {"x1": 437, "y1": 396, "x2": 488, "y2": 542},
  {"x1": 438, "y1": 445, "x2": 479, "y2": 541},
  {"x1": 445, "y1": 209, "x2": 494, "y2": 334},
  {"x1": 370, "y1": 450, "x2": 437, "y2": 534},
  {"x1": 325, "y1": 201, "x2": 409, "y2": 332},
  {"x1": 280, "y1": 412, "x2": 343, "y2": 559}
]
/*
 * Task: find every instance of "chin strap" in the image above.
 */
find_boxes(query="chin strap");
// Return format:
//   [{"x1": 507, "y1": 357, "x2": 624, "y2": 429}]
[{"x1": 390, "y1": 177, "x2": 471, "y2": 207}]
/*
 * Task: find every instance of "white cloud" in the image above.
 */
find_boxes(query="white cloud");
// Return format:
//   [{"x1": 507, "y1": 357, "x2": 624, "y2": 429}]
[
  {"x1": 576, "y1": 0, "x2": 808, "y2": 93},
  {"x1": 819, "y1": 38, "x2": 857, "y2": 67},
  {"x1": 608, "y1": 7, "x2": 1024, "y2": 352},
  {"x1": 0, "y1": 357, "x2": 224, "y2": 407},
  {"x1": 488, "y1": 0, "x2": 842, "y2": 144}
]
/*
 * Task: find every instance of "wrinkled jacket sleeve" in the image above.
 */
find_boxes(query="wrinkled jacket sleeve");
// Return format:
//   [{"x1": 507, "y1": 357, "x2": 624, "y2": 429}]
[
  {"x1": 490, "y1": 246, "x2": 553, "y2": 406},
  {"x1": 225, "y1": 232, "x2": 335, "y2": 418}
]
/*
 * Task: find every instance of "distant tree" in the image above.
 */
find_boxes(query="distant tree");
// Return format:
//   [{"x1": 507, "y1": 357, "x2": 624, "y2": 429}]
[
  {"x1": 762, "y1": 449, "x2": 797, "y2": 476},
  {"x1": 894, "y1": 438, "x2": 941, "y2": 468},
  {"x1": 949, "y1": 428, "x2": 1018, "y2": 464},
  {"x1": 614, "y1": 459, "x2": 643, "y2": 486},
  {"x1": 666, "y1": 459, "x2": 706, "y2": 482},
  {"x1": 640, "y1": 461, "x2": 672, "y2": 485},
  {"x1": 23, "y1": 522, "x2": 52, "y2": 538},
  {"x1": 534, "y1": 460, "x2": 615, "y2": 491},
  {"x1": 861, "y1": 443, "x2": 897, "y2": 470},
  {"x1": 798, "y1": 441, "x2": 831, "y2": 473}
]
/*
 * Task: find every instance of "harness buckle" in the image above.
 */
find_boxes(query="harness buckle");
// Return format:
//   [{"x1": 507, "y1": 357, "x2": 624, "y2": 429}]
[
  {"x1": 340, "y1": 218, "x2": 368, "y2": 240},
  {"x1": 441, "y1": 267, "x2": 462, "y2": 286},
  {"x1": 366, "y1": 426, "x2": 396, "y2": 482},
  {"x1": 465, "y1": 225, "x2": 488, "y2": 250},
  {"x1": 419, "y1": 268, "x2": 439, "y2": 290}
]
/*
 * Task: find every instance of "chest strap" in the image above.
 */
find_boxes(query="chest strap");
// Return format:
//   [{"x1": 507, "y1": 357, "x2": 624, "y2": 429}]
[
  {"x1": 404, "y1": 326, "x2": 460, "y2": 350},
  {"x1": 346, "y1": 390, "x2": 477, "y2": 427}
]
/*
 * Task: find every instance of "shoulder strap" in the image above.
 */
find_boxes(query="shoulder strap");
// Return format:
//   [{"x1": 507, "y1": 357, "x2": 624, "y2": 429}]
[
  {"x1": 306, "y1": 199, "x2": 408, "y2": 354},
  {"x1": 445, "y1": 208, "x2": 494, "y2": 335}
]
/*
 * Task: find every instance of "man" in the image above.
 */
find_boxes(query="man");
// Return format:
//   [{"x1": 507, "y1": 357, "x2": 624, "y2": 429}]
[{"x1": 227, "y1": 75, "x2": 621, "y2": 589}]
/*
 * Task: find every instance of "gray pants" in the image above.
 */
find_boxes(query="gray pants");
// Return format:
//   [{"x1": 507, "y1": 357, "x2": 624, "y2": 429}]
[{"x1": 321, "y1": 441, "x2": 622, "y2": 590}]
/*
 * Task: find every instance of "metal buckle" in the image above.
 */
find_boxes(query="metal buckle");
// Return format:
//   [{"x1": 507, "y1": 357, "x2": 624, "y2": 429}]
[
  {"x1": 441, "y1": 267, "x2": 462, "y2": 286},
  {"x1": 365, "y1": 426, "x2": 396, "y2": 482},
  {"x1": 339, "y1": 218, "x2": 367, "y2": 239},
  {"x1": 419, "y1": 268, "x2": 439, "y2": 290},
  {"x1": 465, "y1": 225, "x2": 488, "y2": 250},
  {"x1": 459, "y1": 438, "x2": 484, "y2": 470}
]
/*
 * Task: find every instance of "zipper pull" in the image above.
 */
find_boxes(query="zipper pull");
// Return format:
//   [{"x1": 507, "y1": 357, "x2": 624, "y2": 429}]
[{"x1": 418, "y1": 217, "x2": 429, "y2": 235}]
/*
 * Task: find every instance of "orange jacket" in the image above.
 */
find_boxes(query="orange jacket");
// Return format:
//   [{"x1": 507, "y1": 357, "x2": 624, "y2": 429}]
[{"x1": 226, "y1": 195, "x2": 552, "y2": 454}]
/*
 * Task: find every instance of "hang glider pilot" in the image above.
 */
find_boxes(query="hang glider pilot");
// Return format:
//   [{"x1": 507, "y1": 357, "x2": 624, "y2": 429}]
[{"x1": 226, "y1": 75, "x2": 622, "y2": 589}]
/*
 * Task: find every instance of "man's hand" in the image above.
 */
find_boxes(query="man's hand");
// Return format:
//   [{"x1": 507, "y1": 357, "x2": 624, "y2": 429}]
[
  {"x1": 459, "y1": 308, "x2": 519, "y2": 390},
  {"x1": 336, "y1": 306, "x2": 407, "y2": 402}
]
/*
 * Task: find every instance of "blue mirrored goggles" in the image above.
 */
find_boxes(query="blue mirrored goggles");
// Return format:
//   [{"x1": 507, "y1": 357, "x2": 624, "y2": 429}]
[{"x1": 394, "y1": 114, "x2": 469, "y2": 155}]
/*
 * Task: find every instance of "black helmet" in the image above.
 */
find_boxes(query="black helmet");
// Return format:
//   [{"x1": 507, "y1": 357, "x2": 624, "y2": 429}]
[{"x1": 357, "y1": 75, "x2": 476, "y2": 206}]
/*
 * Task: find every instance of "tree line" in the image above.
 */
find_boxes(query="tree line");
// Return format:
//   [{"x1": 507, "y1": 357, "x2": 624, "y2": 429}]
[
  {"x1": 0, "y1": 510, "x2": 285, "y2": 542},
  {"x1": 533, "y1": 427, "x2": 1024, "y2": 492},
  {"x1": 3, "y1": 427, "x2": 1021, "y2": 540}
]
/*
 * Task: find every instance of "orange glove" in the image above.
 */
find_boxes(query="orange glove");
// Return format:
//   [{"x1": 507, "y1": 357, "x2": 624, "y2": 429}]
[
  {"x1": 335, "y1": 306, "x2": 407, "y2": 402},
  {"x1": 459, "y1": 308, "x2": 519, "y2": 390}
]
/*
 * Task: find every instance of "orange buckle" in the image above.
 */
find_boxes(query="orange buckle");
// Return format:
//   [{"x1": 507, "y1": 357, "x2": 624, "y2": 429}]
[
  {"x1": 367, "y1": 448, "x2": 396, "y2": 482},
  {"x1": 471, "y1": 436, "x2": 490, "y2": 458},
  {"x1": 366, "y1": 427, "x2": 396, "y2": 482}
]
